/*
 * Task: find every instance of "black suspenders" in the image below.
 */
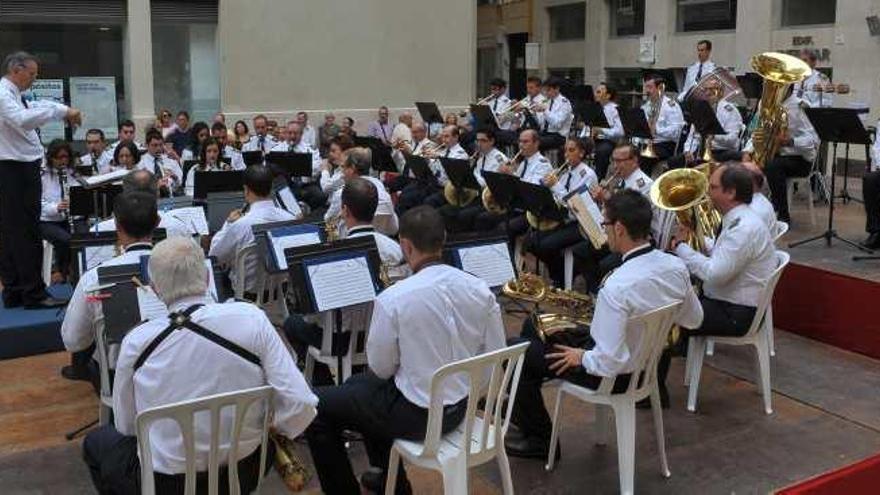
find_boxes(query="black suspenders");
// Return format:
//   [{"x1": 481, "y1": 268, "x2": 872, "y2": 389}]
[{"x1": 134, "y1": 304, "x2": 261, "y2": 372}]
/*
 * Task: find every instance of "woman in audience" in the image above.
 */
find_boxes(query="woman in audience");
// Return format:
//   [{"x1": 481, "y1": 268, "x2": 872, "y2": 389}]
[
  {"x1": 112, "y1": 141, "x2": 141, "y2": 171},
  {"x1": 319, "y1": 134, "x2": 355, "y2": 197},
  {"x1": 184, "y1": 137, "x2": 224, "y2": 196},
  {"x1": 233, "y1": 120, "x2": 250, "y2": 150},
  {"x1": 340, "y1": 116, "x2": 357, "y2": 138},
  {"x1": 156, "y1": 108, "x2": 176, "y2": 138}
]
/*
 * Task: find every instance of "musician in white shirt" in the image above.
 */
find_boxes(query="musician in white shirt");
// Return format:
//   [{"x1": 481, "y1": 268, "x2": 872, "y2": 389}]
[
  {"x1": 296, "y1": 111, "x2": 318, "y2": 149},
  {"x1": 506, "y1": 190, "x2": 703, "y2": 458},
  {"x1": 39, "y1": 140, "x2": 76, "y2": 280},
  {"x1": 305, "y1": 206, "x2": 506, "y2": 494},
  {"x1": 513, "y1": 75, "x2": 547, "y2": 131},
  {"x1": 641, "y1": 74, "x2": 686, "y2": 164},
  {"x1": 210, "y1": 121, "x2": 245, "y2": 170},
  {"x1": 319, "y1": 134, "x2": 355, "y2": 197},
  {"x1": 669, "y1": 77, "x2": 743, "y2": 168},
  {"x1": 137, "y1": 130, "x2": 182, "y2": 196},
  {"x1": 678, "y1": 39, "x2": 717, "y2": 102},
  {"x1": 183, "y1": 137, "x2": 225, "y2": 197},
  {"x1": 101, "y1": 120, "x2": 142, "y2": 164},
  {"x1": 96, "y1": 170, "x2": 196, "y2": 238},
  {"x1": 80, "y1": 129, "x2": 112, "y2": 175},
  {"x1": 794, "y1": 49, "x2": 834, "y2": 109},
  {"x1": 241, "y1": 114, "x2": 277, "y2": 155},
  {"x1": 580, "y1": 83, "x2": 623, "y2": 180},
  {"x1": 538, "y1": 77, "x2": 573, "y2": 152},
  {"x1": 389, "y1": 122, "x2": 431, "y2": 195},
  {"x1": 270, "y1": 121, "x2": 326, "y2": 210},
  {"x1": 325, "y1": 147, "x2": 398, "y2": 236},
  {"x1": 84, "y1": 237, "x2": 317, "y2": 494},
  {"x1": 179, "y1": 121, "x2": 210, "y2": 163},
  {"x1": 209, "y1": 165, "x2": 298, "y2": 295}
]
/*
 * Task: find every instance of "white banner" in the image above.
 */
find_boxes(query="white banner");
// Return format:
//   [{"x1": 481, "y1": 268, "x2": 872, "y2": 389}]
[
  {"x1": 24, "y1": 79, "x2": 66, "y2": 142},
  {"x1": 70, "y1": 77, "x2": 118, "y2": 140}
]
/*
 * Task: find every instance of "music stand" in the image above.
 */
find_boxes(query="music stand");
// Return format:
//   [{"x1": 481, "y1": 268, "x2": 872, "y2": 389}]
[
  {"x1": 788, "y1": 108, "x2": 873, "y2": 256},
  {"x1": 580, "y1": 102, "x2": 610, "y2": 131},
  {"x1": 439, "y1": 157, "x2": 481, "y2": 205},
  {"x1": 181, "y1": 160, "x2": 199, "y2": 187},
  {"x1": 241, "y1": 150, "x2": 263, "y2": 166},
  {"x1": 415, "y1": 101, "x2": 444, "y2": 126},
  {"x1": 620, "y1": 108, "x2": 653, "y2": 141},
  {"x1": 265, "y1": 151, "x2": 313, "y2": 180},
  {"x1": 404, "y1": 155, "x2": 435, "y2": 184},
  {"x1": 482, "y1": 171, "x2": 521, "y2": 211},
  {"x1": 193, "y1": 170, "x2": 244, "y2": 200},
  {"x1": 469, "y1": 104, "x2": 497, "y2": 131},
  {"x1": 68, "y1": 228, "x2": 168, "y2": 284},
  {"x1": 69, "y1": 183, "x2": 122, "y2": 223},
  {"x1": 252, "y1": 219, "x2": 324, "y2": 273},
  {"x1": 353, "y1": 136, "x2": 396, "y2": 173},
  {"x1": 690, "y1": 99, "x2": 725, "y2": 160},
  {"x1": 443, "y1": 233, "x2": 515, "y2": 289}
]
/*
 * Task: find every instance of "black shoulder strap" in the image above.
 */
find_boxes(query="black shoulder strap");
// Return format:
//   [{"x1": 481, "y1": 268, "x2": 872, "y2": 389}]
[{"x1": 133, "y1": 304, "x2": 261, "y2": 372}]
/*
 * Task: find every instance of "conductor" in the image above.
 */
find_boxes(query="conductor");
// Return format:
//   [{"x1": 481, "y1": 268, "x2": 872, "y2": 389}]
[{"x1": 0, "y1": 51, "x2": 81, "y2": 308}]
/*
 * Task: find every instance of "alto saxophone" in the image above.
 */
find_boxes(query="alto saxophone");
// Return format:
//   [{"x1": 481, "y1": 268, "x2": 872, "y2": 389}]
[{"x1": 502, "y1": 273, "x2": 594, "y2": 346}]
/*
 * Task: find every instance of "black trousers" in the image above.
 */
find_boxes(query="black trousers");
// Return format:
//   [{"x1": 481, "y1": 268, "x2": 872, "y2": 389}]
[
  {"x1": 509, "y1": 318, "x2": 631, "y2": 441},
  {"x1": 0, "y1": 160, "x2": 46, "y2": 305},
  {"x1": 438, "y1": 201, "x2": 485, "y2": 234},
  {"x1": 292, "y1": 182, "x2": 328, "y2": 211},
  {"x1": 593, "y1": 139, "x2": 616, "y2": 181},
  {"x1": 305, "y1": 372, "x2": 467, "y2": 495},
  {"x1": 38, "y1": 220, "x2": 71, "y2": 278},
  {"x1": 396, "y1": 181, "x2": 438, "y2": 216},
  {"x1": 765, "y1": 154, "x2": 811, "y2": 223},
  {"x1": 570, "y1": 241, "x2": 614, "y2": 294},
  {"x1": 524, "y1": 222, "x2": 583, "y2": 286},
  {"x1": 863, "y1": 171, "x2": 880, "y2": 234},
  {"x1": 82, "y1": 424, "x2": 272, "y2": 495}
]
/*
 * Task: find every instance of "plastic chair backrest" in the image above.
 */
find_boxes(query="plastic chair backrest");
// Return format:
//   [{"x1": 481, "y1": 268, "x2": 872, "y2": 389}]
[
  {"x1": 136, "y1": 385, "x2": 272, "y2": 495},
  {"x1": 772, "y1": 221, "x2": 789, "y2": 242},
  {"x1": 741, "y1": 250, "x2": 790, "y2": 340},
  {"x1": 419, "y1": 342, "x2": 530, "y2": 462}
]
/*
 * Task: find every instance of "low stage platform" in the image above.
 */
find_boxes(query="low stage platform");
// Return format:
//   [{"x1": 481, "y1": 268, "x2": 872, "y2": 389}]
[{"x1": 0, "y1": 284, "x2": 71, "y2": 360}]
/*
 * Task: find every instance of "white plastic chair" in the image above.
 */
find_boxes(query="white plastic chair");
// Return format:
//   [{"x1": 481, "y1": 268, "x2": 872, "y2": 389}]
[
  {"x1": 303, "y1": 308, "x2": 372, "y2": 386},
  {"x1": 685, "y1": 251, "x2": 790, "y2": 415},
  {"x1": 136, "y1": 386, "x2": 273, "y2": 495},
  {"x1": 562, "y1": 246, "x2": 575, "y2": 291},
  {"x1": 233, "y1": 244, "x2": 289, "y2": 326},
  {"x1": 385, "y1": 342, "x2": 530, "y2": 495},
  {"x1": 785, "y1": 152, "x2": 827, "y2": 227},
  {"x1": 42, "y1": 240, "x2": 54, "y2": 286},
  {"x1": 545, "y1": 302, "x2": 683, "y2": 495},
  {"x1": 94, "y1": 321, "x2": 114, "y2": 426}
]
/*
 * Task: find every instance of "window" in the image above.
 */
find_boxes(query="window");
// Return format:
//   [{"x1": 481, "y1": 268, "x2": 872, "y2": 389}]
[
  {"x1": 547, "y1": 67, "x2": 584, "y2": 86},
  {"x1": 548, "y1": 3, "x2": 586, "y2": 42},
  {"x1": 610, "y1": 0, "x2": 645, "y2": 37},
  {"x1": 676, "y1": 0, "x2": 737, "y2": 32},
  {"x1": 605, "y1": 69, "x2": 643, "y2": 109},
  {"x1": 781, "y1": 0, "x2": 836, "y2": 26},
  {"x1": 476, "y1": 47, "x2": 498, "y2": 98}
]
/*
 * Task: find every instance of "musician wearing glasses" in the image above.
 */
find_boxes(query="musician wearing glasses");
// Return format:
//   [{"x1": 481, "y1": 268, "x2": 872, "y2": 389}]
[
  {"x1": 538, "y1": 77, "x2": 573, "y2": 152},
  {"x1": 388, "y1": 121, "x2": 431, "y2": 195},
  {"x1": 668, "y1": 78, "x2": 743, "y2": 169},
  {"x1": 678, "y1": 40, "x2": 716, "y2": 102},
  {"x1": 523, "y1": 138, "x2": 597, "y2": 287},
  {"x1": 137, "y1": 130, "x2": 182, "y2": 197},
  {"x1": 579, "y1": 83, "x2": 623, "y2": 180},
  {"x1": 641, "y1": 75, "x2": 685, "y2": 166},
  {"x1": 417, "y1": 125, "x2": 468, "y2": 209},
  {"x1": 505, "y1": 190, "x2": 703, "y2": 459},
  {"x1": 241, "y1": 114, "x2": 277, "y2": 155}
]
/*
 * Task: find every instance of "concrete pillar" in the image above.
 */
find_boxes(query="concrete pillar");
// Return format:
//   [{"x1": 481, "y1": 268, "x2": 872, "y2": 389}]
[
  {"x1": 583, "y1": 0, "x2": 608, "y2": 86},
  {"x1": 124, "y1": 0, "x2": 155, "y2": 139}
]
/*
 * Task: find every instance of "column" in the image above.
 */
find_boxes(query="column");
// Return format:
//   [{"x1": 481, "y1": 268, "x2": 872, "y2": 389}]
[{"x1": 124, "y1": 0, "x2": 156, "y2": 140}]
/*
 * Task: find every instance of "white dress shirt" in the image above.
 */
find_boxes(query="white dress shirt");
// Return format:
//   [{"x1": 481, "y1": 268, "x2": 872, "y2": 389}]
[
  {"x1": 795, "y1": 70, "x2": 833, "y2": 108},
  {"x1": 366, "y1": 264, "x2": 507, "y2": 407},
  {"x1": 61, "y1": 244, "x2": 154, "y2": 353},
  {"x1": 550, "y1": 162, "x2": 598, "y2": 222},
  {"x1": 750, "y1": 192, "x2": 776, "y2": 233},
  {"x1": 488, "y1": 94, "x2": 513, "y2": 130},
  {"x1": 583, "y1": 246, "x2": 703, "y2": 376},
  {"x1": 319, "y1": 166, "x2": 344, "y2": 195},
  {"x1": 40, "y1": 165, "x2": 73, "y2": 222},
  {"x1": 684, "y1": 101, "x2": 743, "y2": 154},
  {"x1": 100, "y1": 140, "x2": 144, "y2": 167},
  {"x1": 517, "y1": 93, "x2": 547, "y2": 129},
  {"x1": 324, "y1": 175, "x2": 398, "y2": 236},
  {"x1": 80, "y1": 150, "x2": 113, "y2": 175},
  {"x1": 642, "y1": 96, "x2": 685, "y2": 144},
  {"x1": 96, "y1": 211, "x2": 194, "y2": 239},
  {"x1": 516, "y1": 151, "x2": 554, "y2": 185},
  {"x1": 241, "y1": 134, "x2": 277, "y2": 155},
  {"x1": 112, "y1": 296, "x2": 317, "y2": 474},
  {"x1": 0, "y1": 77, "x2": 69, "y2": 162},
  {"x1": 270, "y1": 140, "x2": 322, "y2": 180},
  {"x1": 580, "y1": 102, "x2": 624, "y2": 141},
  {"x1": 137, "y1": 153, "x2": 183, "y2": 189},
  {"x1": 392, "y1": 137, "x2": 431, "y2": 174},
  {"x1": 541, "y1": 94, "x2": 573, "y2": 136},
  {"x1": 222, "y1": 145, "x2": 246, "y2": 171},
  {"x1": 429, "y1": 143, "x2": 469, "y2": 185},
  {"x1": 302, "y1": 124, "x2": 318, "y2": 149},
  {"x1": 872, "y1": 122, "x2": 880, "y2": 172},
  {"x1": 209, "y1": 199, "x2": 297, "y2": 291},
  {"x1": 678, "y1": 59, "x2": 717, "y2": 102},
  {"x1": 474, "y1": 147, "x2": 508, "y2": 188},
  {"x1": 675, "y1": 204, "x2": 776, "y2": 307}
]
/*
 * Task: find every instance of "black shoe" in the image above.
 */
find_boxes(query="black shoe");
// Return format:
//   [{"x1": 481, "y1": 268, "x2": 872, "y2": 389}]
[
  {"x1": 636, "y1": 387, "x2": 670, "y2": 410},
  {"x1": 504, "y1": 434, "x2": 561, "y2": 460},
  {"x1": 862, "y1": 233, "x2": 880, "y2": 249},
  {"x1": 360, "y1": 469, "x2": 412, "y2": 495},
  {"x1": 24, "y1": 296, "x2": 68, "y2": 309},
  {"x1": 61, "y1": 365, "x2": 92, "y2": 382}
]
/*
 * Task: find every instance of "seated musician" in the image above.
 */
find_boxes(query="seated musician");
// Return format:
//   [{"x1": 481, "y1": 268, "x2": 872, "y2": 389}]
[
  {"x1": 538, "y1": 77, "x2": 573, "y2": 153},
  {"x1": 640, "y1": 74, "x2": 685, "y2": 170},
  {"x1": 742, "y1": 160, "x2": 776, "y2": 232},
  {"x1": 179, "y1": 121, "x2": 210, "y2": 163},
  {"x1": 39, "y1": 139, "x2": 77, "y2": 281},
  {"x1": 209, "y1": 165, "x2": 300, "y2": 297},
  {"x1": 137, "y1": 130, "x2": 182, "y2": 196},
  {"x1": 668, "y1": 78, "x2": 743, "y2": 169},
  {"x1": 241, "y1": 114, "x2": 277, "y2": 155},
  {"x1": 80, "y1": 129, "x2": 112, "y2": 175},
  {"x1": 388, "y1": 122, "x2": 431, "y2": 195},
  {"x1": 438, "y1": 128, "x2": 507, "y2": 233},
  {"x1": 505, "y1": 190, "x2": 703, "y2": 458},
  {"x1": 473, "y1": 129, "x2": 553, "y2": 234},
  {"x1": 579, "y1": 83, "x2": 623, "y2": 180},
  {"x1": 319, "y1": 134, "x2": 355, "y2": 198},
  {"x1": 396, "y1": 125, "x2": 465, "y2": 214},
  {"x1": 423, "y1": 125, "x2": 469, "y2": 207},
  {"x1": 183, "y1": 137, "x2": 225, "y2": 197},
  {"x1": 283, "y1": 177, "x2": 408, "y2": 382},
  {"x1": 743, "y1": 87, "x2": 819, "y2": 224},
  {"x1": 325, "y1": 147, "x2": 398, "y2": 236},
  {"x1": 514, "y1": 76, "x2": 548, "y2": 132},
  {"x1": 61, "y1": 192, "x2": 160, "y2": 382},
  {"x1": 110, "y1": 141, "x2": 141, "y2": 172},
  {"x1": 462, "y1": 78, "x2": 516, "y2": 151},
  {"x1": 305, "y1": 206, "x2": 506, "y2": 494},
  {"x1": 83, "y1": 237, "x2": 317, "y2": 494},
  {"x1": 271, "y1": 121, "x2": 327, "y2": 211},
  {"x1": 96, "y1": 170, "x2": 195, "y2": 238},
  {"x1": 210, "y1": 121, "x2": 246, "y2": 170},
  {"x1": 101, "y1": 120, "x2": 142, "y2": 163},
  {"x1": 524, "y1": 138, "x2": 598, "y2": 287},
  {"x1": 861, "y1": 121, "x2": 880, "y2": 249}
]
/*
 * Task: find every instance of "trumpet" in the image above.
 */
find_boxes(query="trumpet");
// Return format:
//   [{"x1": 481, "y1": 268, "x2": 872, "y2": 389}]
[
  {"x1": 420, "y1": 142, "x2": 447, "y2": 159},
  {"x1": 542, "y1": 160, "x2": 572, "y2": 187}
]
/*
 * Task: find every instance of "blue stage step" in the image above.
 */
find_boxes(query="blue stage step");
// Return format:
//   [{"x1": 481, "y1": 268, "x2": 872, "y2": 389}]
[{"x1": 0, "y1": 285, "x2": 73, "y2": 360}]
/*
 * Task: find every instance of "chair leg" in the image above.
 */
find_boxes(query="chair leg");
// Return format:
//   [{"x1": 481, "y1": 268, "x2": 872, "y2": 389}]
[
  {"x1": 684, "y1": 336, "x2": 696, "y2": 386},
  {"x1": 303, "y1": 354, "x2": 315, "y2": 386},
  {"x1": 385, "y1": 448, "x2": 401, "y2": 495},
  {"x1": 441, "y1": 457, "x2": 469, "y2": 495},
  {"x1": 594, "y1": 404, "x2": 610, "y2": 446},
  {"x1": 755, "y1": 340, "x2": 774, "y2": 415},
  {"x1": 807, "y1": 182, "x2": 816, "y2": 226},
  {"x1": 649, "y1": 386, "x2": 671, "y2": 478},
  {"x1": 613, "y1": 403, "x2": 637, "y2": 495},
  {"x1": 706, "y1": 340, "x2": 715, "y2": 356},
  {"x1": 99, "y1": 401, "x2": 111, "y2": 426},
  {"x1": 546, "y1": 387, "x2": 564, "y2": 471},
  {"x1": 563, "y1": 249, "x2": 573, "y2": 291},
  {"x1": 496, "y1": 441, "x2": 515, "y2": 495},
  {"x1": 687, "y1": 337, "x2": 706, "y2": 413},
  {"x1": 766, "y1": 306, "x2": 776, "y2": 357}
]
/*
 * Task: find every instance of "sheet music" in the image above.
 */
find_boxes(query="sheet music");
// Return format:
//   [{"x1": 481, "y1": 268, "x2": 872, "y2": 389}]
[
  {"x1": 81, "y1": 168, "x2": 128, "y2": 187},
  {"x1": 269, "y1": 230, "x2": 322, "y2": 270},
  {"x1": 164, "y1": 206, "x2": 209, "y2": 236},
  {"x1": 83, "y1": 245, "x2": 116, "y2": 271},
  {"x1": 137, "y1": 286, "x2": 168, "y2": 321},
  {"x1": 567, "y1": 191, "x2": 608, "y2": 250},
  {"x1": 307, "y1": 256, "x2": 376, "y2": 312},
  {"x1": 458, "y1": 243, "x2": 516, "y2": 288}
]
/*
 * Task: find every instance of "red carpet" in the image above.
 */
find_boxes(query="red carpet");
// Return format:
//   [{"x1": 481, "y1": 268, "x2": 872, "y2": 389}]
[
  {"x1": 776, "y1": 452, "x2": 880, "y2": 494},
  {"x1": 773, "y1": 262, "x2": 880, "y2": 360}
]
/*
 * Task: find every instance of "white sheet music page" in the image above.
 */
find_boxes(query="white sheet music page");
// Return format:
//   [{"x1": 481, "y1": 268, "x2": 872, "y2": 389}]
[
  {"x1": 269, "y1": 231, "x2": 322, "y2": 270},
  {"x1": 458, "y1": 243, "x2": 515, "y2": 288},
  {"x1": 137, "y1": 286, "x2": 168, "y2": 321},
  {"x1": 83, "y1": 245, "x2": 116, "y2": 271},
  {"x1": 568, "y1": 191, "x2": 608, "y2": 250},
  {"x1": 82, "y1": 168, "x2": 129, "y2": 187},
  {"x1": 165, "y1": 207, "x2": 209, "y2": 235},
  {"x1": 307, "y1": 256, "x2": 376, "y2": 312}
]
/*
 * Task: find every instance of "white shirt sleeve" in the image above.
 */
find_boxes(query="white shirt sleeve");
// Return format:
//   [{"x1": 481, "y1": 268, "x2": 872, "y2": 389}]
[
  {"x1": 675, "y1": 226, "x2": 753, "y2": 287},
  {"x1": 581, "y1": 287, "x2": 630, "y2": 377},
  {"x1": 0, "y1": 92, "x2": 68, "y2": 131},
  {"x1": 208, "y1": 220, "x2": 243, "y2": 266},
  {"x1": 324, "y1": 189, "x2": 342, "y2": 222},
  {"x1": 365, "y1": 297, "x2": 400, "y2": 379},
  {"x1": 655, "y1": 100, "x2": 685, "y2": 142},
  {"x1": 60, "y1": 275, "x2": 98, "y2": 352}
]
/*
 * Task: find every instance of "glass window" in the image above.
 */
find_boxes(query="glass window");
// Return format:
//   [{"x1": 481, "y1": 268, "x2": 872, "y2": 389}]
[
  {"x1": 548, "y1": 3, "x2": 586, "y2": 42},
  {"x1": 477, "y1": 47, "x2": 498, "y2": 97},
  {"x1": 610, "y1": 0, "x2": 645, "y2": 37},
  {"x1": 547, "y1": 67, "x2": 585, "y2": 86},
  {"x1": 605, "y1": 68, "x2": 643, "y2": 109},
  {"x1": 781, "y1": 0, "x2": 836, "y2": 26},
  {"x1": 676, "y1": 0, "x2": 737, "y2": 32},
  {"x1": 152, "y1": 23, "x2": 220, "y2": 124}
]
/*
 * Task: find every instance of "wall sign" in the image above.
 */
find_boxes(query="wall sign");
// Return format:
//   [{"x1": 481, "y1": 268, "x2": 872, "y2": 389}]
[{"x1": 70, "y1": 77, "x2": 118, "y2": 141}]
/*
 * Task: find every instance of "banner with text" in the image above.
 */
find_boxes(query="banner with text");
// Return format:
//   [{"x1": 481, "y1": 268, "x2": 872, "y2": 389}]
[{"x1": 24, "y1": 79, "x2": 66, "y2": 142}]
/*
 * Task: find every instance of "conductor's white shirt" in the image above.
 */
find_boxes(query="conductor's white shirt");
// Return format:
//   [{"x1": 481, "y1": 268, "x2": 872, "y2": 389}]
[
  {"x1": 0, "y1": 77, "x2": 69, "y2": 161},
  {"x1": 872, "y1": 122, "x2": 880, "y2": 172},
  {"x1": 367, "y1": 264, "x2": 507, "y2": 408},
  {"x1": 516, "y1": 151, "x2": 554, "y2": 185},
  {"x1": 675, "y1": 204, "x2": 776, "y2": 308},
  {"x1": 113, "y1": 296, "x2": 318, "y2": 474},
  {"x1": 584, "y1": 246, "x2": 703, "y2": 377}
]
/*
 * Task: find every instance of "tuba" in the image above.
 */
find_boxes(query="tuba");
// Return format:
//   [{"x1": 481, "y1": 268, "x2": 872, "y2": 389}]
[
  {"x1": 502, "y1": 273, "x2": 594, "y2": 346},
  {"x1": 650, "y1": 166, "x2": 721, "y2": 253},
  {"x1": 749, "y1": 52, "x2": 812, "y2": 169}
]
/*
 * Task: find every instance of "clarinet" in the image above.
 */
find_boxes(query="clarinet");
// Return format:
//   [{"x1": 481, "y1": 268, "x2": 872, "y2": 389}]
[{"x1": 59, "y1": 168, "x2": 74, "y2": 233}]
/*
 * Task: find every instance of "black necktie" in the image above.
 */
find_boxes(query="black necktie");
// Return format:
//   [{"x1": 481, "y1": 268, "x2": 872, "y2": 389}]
[
  {"x1": 519, "y1": 158, "x2": 528, "y2": 178},
  {"x1": 493, "y1": 98, "x2": 498, "y2": 112},
  {"x1": 58, "y1": 173, "x2": 66, "y2": 199},
  {"x1": 543, "y1": 99, "x2": 554, "y2": 132},
  {"x1": 258, "y1": 135, "x2": 265, "y2": 153},
  {"x1": 696, "y1": 63, "x2": 704, "y2": 81},
  {"x1": 480, "y1": 155, "x2": 487, "y2": 172},
  {"x1": 154, "y1": 156, "x2": 163, "y2": 177},
  {"x1": 21, "y1": 96, "x2": 42, "y2": 142},
  {"x1": 565, "y1": 170, "x2": 573, "y2": 190}
]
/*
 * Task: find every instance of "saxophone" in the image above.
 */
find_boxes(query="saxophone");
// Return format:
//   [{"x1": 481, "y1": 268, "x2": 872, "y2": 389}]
[{"x1": 503, "y1": 273, "x2": 594, "y2": 346}]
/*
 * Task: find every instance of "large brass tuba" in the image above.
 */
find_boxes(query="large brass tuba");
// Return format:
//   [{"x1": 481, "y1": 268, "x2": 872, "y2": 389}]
[
  {"x1": 650, "y1": 166, "x2": 721, "y2": 253},
  {"x1": 749, "y1": 52, "x2": 812, "y2": 168}
]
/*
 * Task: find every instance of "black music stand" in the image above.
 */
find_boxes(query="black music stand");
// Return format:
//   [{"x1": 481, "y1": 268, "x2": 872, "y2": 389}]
[
  {"x1": 353, "y1": 136, "x2": 396, "y2": 173},
  {"x1": 482, "y1": 171, "x2": 521, "y2": 211},
  {"x1": 68, "y1": 228, "x2": 169, "y2": 284},
  {"x1": 580, "y1": 102, "x2": 610, "y2": 132},
  {"x1": 470, "y1": 104, "x2": 497, "y2": 131},
  {"x1": 415, "y1": 102, "x2": 444, "y2": 126},
  {"x1": 689, "y1": 99, "x2": 726, "y2": 161},
  {"x1": 69, "y1": 183, "x2": 122, "y2": 224},
  {"x1": 241, "y1": 150, "x2": 263, "y2": 166},
  {"x1": 404, "y1": 155, "x2": 436, "y2": 185},
  {"x1": 266, "y1": 151, "x2": 313, "y2": 180},
  {"x1": 620, "y1": 108, "x2": 653, "y2": 142},
  {"x1": 193, "y1": 170, "x2": 244, "y2": 200},
  {"x1": 181, "y1": 160, "x2": 199, "y2": 188},
  {"x1": 439, "y1": 157, "x2": 480, "y2": 205},
  {"x1": 788, "y1": 108, "x2": 873, "y2": 256}
]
